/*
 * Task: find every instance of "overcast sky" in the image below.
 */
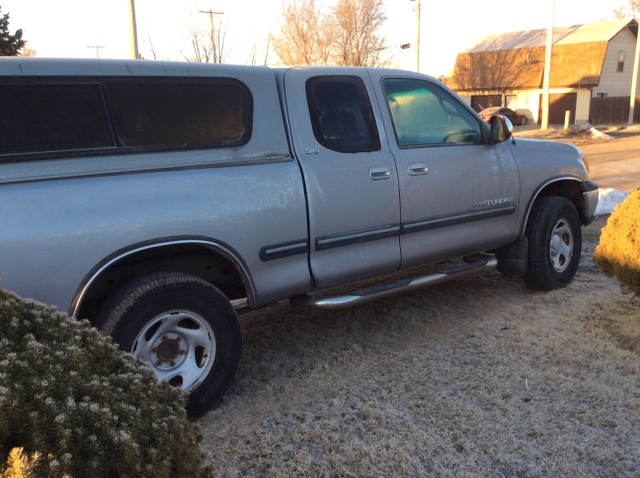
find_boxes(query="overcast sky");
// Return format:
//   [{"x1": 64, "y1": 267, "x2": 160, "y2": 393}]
[{"x1": 3, "y1": 0, "x2": 621, "y2": 76}]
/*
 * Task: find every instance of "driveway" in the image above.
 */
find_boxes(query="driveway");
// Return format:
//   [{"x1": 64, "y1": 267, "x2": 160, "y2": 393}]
[
  {"x1": 514, "y1": 125, "x2": 640, "y2": 193},
  {"x1": 580, "y1": 134, "x2": 640, "y2": 193}
]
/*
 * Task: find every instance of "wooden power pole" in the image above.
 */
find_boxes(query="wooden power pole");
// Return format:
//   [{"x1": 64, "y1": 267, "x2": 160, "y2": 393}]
[
  {"x1": 411, "y1": 0, "x2": 421, "y2": 73},
  {"x1": 541, "y1": 0, "x2": 555, "y2": 130},
  {"x1": 128, "y1": 0, "x2": 139, "y2": 59},
  {"x1": 200, "y1": 9, "x2": 224, "y2": 63}
]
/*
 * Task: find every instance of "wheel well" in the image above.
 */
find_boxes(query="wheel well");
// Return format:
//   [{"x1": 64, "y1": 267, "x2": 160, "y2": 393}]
[
  {"x1": 532, "y1": 180, "x2": 586, "y2": 224},
  {"x1": 75, "y1": 243, "x2": 250, "y2": 323}
]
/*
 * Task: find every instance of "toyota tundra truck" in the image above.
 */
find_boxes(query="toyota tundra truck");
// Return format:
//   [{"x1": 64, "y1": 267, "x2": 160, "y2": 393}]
[{"x1": 0, "y1": 58, "x2": 598, "y2": 417}]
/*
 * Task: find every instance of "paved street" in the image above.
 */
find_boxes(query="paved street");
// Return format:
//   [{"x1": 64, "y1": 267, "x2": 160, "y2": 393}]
[{"x1": 576, "y1": 133, "x2": 640, "y2": 193}]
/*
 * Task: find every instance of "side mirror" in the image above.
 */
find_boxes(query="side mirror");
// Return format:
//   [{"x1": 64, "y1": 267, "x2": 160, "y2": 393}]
[{"x1": 489, "y1": 115, "x2": 513, "y2": 144}]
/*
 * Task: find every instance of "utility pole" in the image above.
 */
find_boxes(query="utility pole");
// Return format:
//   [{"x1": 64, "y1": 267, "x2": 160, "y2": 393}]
[
  {"x1": 410, "y1": 0, "x2": 421, "y2": 73},
  {"x1": 200, "y1": 9, "x2": 224, "y2": 63},
  {"x1": 86, "y1": 45, "x2": 106, "y2": 58},
  {"x1": 127, "y1": 0, "x2": 139, "y2": 59},
  {"x1": 541, "y1": 0, "x2": 555, "y2": 130},
  {"x1": 628, "y1": 20, "x2": 640, "y2": 124}
]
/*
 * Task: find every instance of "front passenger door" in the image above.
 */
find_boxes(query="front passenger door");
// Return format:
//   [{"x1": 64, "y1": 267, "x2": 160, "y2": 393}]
[{"x1": 375, "y1": 75, "x2": 520, "y2": 269}]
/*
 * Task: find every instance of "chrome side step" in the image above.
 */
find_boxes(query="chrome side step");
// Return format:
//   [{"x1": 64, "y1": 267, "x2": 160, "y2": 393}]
[{"x1": 290, "y1": 254, "x2": 498, "y2": 309}]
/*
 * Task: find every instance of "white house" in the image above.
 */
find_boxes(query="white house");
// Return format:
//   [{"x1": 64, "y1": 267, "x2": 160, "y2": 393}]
[{"x1": 446, "y1": 18, "x2": 639, "y2": 125}]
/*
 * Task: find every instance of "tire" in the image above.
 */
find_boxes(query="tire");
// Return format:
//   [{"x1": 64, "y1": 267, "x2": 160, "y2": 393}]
[
  {"x1": 94, "y1": 272, "x2": 242, "y2": 419},
  {"x1": 522, "y1": 197, "x2": 582, "y2": 291},
  {"x1": 519, "y1": 116, "x2": 527, "y2": 126}
]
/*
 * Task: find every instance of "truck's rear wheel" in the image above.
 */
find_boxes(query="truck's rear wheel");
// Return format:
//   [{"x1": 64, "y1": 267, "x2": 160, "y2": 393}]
[
  {"x1": 523, "y1": 196, "x2": 581, "y2": 290},
  {"x1": 94, "y1": 272, "x2": 242, "y2": 419}
]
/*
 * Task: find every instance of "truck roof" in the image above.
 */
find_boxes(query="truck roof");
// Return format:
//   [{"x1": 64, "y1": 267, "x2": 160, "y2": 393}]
[{"x1": 0, "y1": 57, "x2": 274, "y2": 77}]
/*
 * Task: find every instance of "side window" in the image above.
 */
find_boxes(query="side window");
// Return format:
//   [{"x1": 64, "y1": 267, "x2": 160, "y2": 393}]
[
  {"x1": 105, "y1": 80, "x2": 251, "y2": 147},
  {"x1": 306, "y1": 76, "x2": 381, "y2": 153},
  {"x1": 382, "y1": 78, "x2": 483, "y2": 147},
  {"x1": 0, "y1": 84, "x2": 112, "y2": 156},
  {"x1": 617, "y1": 50, "x2": 625, "y2": 73}
]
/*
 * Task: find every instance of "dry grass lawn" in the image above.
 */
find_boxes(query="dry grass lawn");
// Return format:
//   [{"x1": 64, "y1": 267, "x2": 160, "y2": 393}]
[{"x1": 198, "y1": 216, "x2": 640, "y2": 476}]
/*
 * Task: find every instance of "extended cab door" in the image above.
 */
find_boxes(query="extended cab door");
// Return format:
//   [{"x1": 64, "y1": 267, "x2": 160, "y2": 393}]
[
  {"x1": 370, "y1": 72, "x2": 520, "y2": 269},
  {"x1": 281, "y1": 68, "x2": 401, "y2": 288}
]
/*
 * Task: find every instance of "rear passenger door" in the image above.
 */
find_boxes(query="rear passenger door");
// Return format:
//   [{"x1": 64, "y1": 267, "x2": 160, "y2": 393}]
[{"x1": 282, "y1": 69, "x2": 401, "y2": 289}]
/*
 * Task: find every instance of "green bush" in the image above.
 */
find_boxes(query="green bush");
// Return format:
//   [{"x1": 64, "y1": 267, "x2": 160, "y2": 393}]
[
  {"x1": 593, "y1": 190, "x2": 640, "y2": 296},
  {"x1": 0, "y1": 287, "x2": 211, "y2": 478}
]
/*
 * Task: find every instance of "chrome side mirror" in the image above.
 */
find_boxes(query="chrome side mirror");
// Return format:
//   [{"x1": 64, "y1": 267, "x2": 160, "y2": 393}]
[{"x1": 489, "y1": 115, "x2": 513, "y2": 144}]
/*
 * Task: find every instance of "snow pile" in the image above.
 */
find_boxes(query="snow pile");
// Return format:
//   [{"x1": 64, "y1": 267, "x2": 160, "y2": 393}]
[
  {"x1": 589, "y1": 128, "x2": 613, "y2": 140},
  {"x1": 596, "y1": 188, "x2": 629, "y2": 216},
  {"x1": 577, "y1": 123, "x2": 613, "y2": 140}
]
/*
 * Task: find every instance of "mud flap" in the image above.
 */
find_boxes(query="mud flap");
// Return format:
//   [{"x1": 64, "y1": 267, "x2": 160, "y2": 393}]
[{"x1": 495, "y1": 238, "x2": 528, "y2": 276}]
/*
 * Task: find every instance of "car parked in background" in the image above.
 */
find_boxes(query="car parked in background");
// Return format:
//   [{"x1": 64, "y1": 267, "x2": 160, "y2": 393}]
[{"x1": 479, "y1": 107, "x2": 527, "y2": 125}]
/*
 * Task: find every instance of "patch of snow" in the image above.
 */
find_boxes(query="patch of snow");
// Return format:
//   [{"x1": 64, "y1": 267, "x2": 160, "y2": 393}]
[
  {"x1": 590, "y1": 128, "x2": 613, "y2": 140},
  {"x1": 578, "y1": 123, "x2": 613, "y2": 140},
  {"x1": 595, "y1": 188, "x2": 629, "y2": 215}
]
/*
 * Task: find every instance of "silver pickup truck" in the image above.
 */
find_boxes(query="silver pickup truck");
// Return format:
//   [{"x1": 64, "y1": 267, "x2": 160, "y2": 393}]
[{"x1": 0, "y1": 58, "x2": 597, "y2": 417}]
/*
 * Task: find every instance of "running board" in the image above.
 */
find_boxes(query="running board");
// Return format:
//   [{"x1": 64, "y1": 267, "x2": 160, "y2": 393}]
[{"x1": 290, "y1": 254, "x2": 498, "y2": 309}]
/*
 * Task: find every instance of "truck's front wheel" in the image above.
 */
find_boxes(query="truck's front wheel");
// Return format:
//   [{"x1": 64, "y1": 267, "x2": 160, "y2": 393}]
[
  {"x1": 94, "y1": 272, "x2": 242, "y2": 419},
  {"x1": 523, "y1": 196, "x2": 582, "y2": 290}
]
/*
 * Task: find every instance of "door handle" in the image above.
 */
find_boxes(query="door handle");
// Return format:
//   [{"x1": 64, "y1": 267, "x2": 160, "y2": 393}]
[
  {"x1": 408, "y1": 163, "x2": 429, "y2": 176},
  {"x1": 369, "y1": 167, "x2": 390, "y2": 180}
]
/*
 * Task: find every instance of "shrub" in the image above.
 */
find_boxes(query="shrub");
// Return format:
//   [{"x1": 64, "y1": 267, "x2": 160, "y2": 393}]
[
  {"x1": 593, "y1": 189, "x2": 640, "y2": 296},
  {"x1": 0, "y1": 288, "x2": 211, "y2": 478}
]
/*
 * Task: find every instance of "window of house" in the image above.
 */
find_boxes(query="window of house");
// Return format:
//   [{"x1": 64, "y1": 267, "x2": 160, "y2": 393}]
[
  {"x1": 618, "y1": 50, "x2": 625, "y2": 73},
  {"x1": 105, "y1": 80, "x2": 251, "y2": 147},
  {"x1": 382, "y1": 78, "x2": 482, "y2": 147},
  {"x1": 305, "y1": 76, "x2": 381, "y2": 153},
  {"x1": 0, "y1": 84, "x2": 113, "y2": 155}
]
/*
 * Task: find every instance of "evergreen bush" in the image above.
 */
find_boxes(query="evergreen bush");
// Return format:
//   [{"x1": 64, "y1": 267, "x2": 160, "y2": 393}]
[
  {"x1": 593, "y1": 190, "x2": 640, "y2": 296},
  {"x1": 0, "y1": 288, "x2": 211, "y2": 478}
]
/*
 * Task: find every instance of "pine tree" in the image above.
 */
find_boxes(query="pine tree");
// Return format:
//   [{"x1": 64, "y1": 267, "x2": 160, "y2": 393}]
[{"x1": 0, "y1": 7, "x2": 26, "y2": 56}]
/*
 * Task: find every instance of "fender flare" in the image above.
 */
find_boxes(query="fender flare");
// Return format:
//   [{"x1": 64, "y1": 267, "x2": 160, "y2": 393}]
[{"x1": 69, "y1": 236, "x2": 255, "y2": 318}]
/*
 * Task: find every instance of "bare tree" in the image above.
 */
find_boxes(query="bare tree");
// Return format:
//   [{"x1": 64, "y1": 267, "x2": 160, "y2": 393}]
[
  {"x1": 331, "y1": 0, "x2": 389, "y2": 67},
  {"x1": 19, "y1": 46, "x2": 36, "y2": 57},
  {"x1": 141, "y1": 28, "x2": 160, "y2": 60},
  {"x1": 452, "y1": 48, "x2": 532, "y2": 93},
  {"x1": 248, "y1": 34, "x2": 271, "y2": 66},
  {"x1": 613, "y1": 0, "x2": 640, "y2": 18},
  {"x1": 209, "y1": 10, "x2": 233, "y2": 63},
  {"x1": 272, "y1": 0, "x2": 390, "y2": 67},
  {"x1": 271, "y1": 0, "x2": 334, "y2": 66},
  {"x1": 182, "y1": 8, "x2": 233, "y2": 63}
]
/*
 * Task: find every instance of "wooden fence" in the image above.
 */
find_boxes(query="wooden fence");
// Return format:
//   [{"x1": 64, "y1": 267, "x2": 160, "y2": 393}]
[{"x1": 589, "y1": 96, "x2": 640, "y2": 124}]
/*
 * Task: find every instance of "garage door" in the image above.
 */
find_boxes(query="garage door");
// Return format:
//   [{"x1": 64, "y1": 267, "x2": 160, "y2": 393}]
[{"x1": 538, "y1": 93, "x2": 577, "y2": 125}]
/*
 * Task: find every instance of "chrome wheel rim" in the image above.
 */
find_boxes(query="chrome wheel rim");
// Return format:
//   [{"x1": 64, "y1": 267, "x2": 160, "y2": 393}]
[
  {"x1": 549, "y1": 218, "x2": 573, "y2": 273},
  {"x1": 131, "y1": 310, "x2": 216, "y2": 392}
]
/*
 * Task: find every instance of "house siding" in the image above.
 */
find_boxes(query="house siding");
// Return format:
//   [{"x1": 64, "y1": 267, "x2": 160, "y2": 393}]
[{"x1": 593, "y1": 28, "x2": 638, "y2": 97}]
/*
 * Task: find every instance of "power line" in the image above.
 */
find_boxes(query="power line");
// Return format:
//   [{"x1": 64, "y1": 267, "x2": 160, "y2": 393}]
[{"x1": 86, "y1": 45, "x2": 106, "y2": 58}]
